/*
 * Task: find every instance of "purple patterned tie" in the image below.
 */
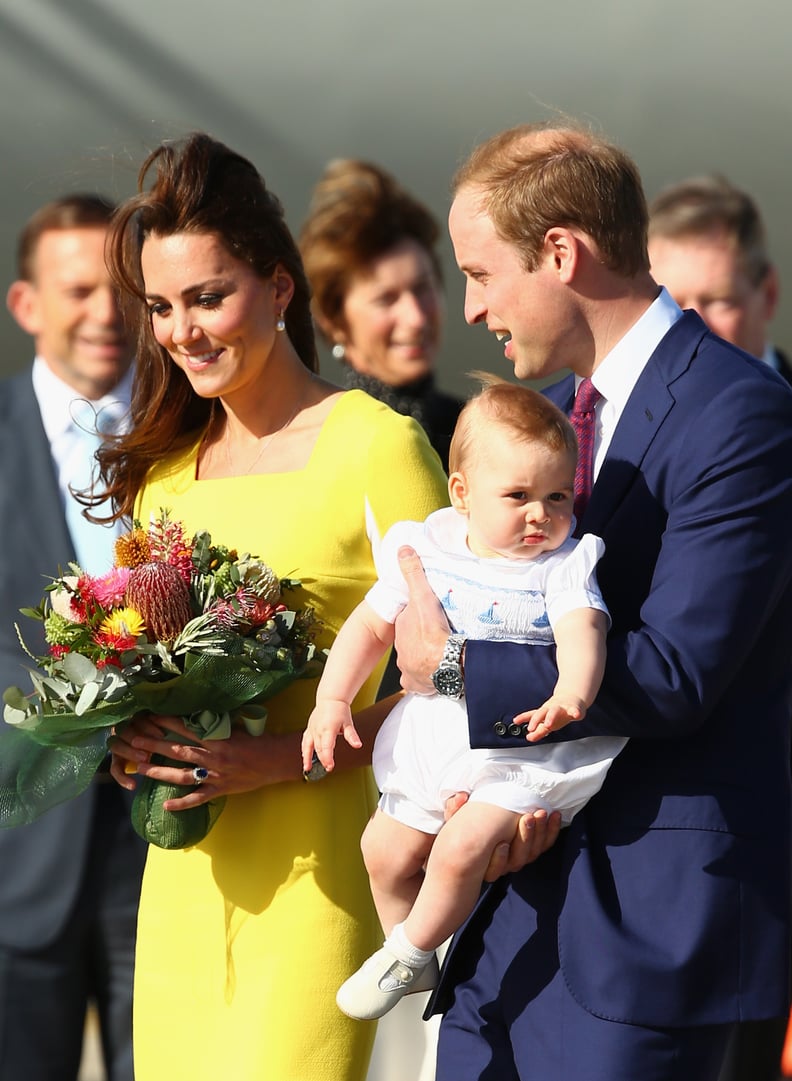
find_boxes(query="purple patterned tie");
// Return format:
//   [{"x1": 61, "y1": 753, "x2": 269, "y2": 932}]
[{"x1": 570, "y1": 378, "x2": 601, "y2": 526}]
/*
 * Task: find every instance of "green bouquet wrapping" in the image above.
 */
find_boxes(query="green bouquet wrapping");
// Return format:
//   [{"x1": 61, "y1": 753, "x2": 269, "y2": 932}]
[{"x1": 0, "y1": 511, "x2": 322, "y2": 849}]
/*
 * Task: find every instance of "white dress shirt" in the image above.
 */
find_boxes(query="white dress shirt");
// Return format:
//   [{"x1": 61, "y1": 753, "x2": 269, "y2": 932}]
[
  {"x1": 576, "y1": 287, "x2": 684, "y2": 479},
  {"x1": 31, "y1": 357, "x2": 133, "y2": 572}
]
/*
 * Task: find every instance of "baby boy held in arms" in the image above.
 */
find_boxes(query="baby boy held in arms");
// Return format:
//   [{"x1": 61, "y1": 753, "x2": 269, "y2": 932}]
[{"x1": 302, "y1": 377, "x2": 624, "y2": 1021}]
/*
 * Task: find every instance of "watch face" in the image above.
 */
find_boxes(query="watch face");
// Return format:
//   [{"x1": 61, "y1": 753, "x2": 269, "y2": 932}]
[{"x1": 432, "y1": 666, "x2": 463, "y2": 698}]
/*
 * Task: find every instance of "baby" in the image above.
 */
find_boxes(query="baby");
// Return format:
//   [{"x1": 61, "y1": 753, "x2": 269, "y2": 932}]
[{"x1": 302, "y1": 377, "x2": 625, "y2": 1020}]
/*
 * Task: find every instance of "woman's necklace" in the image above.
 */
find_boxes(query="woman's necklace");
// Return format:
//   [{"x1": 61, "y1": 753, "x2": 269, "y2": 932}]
[{"x1": 224, "y1": 403, "x2": 302, "y2": 475}]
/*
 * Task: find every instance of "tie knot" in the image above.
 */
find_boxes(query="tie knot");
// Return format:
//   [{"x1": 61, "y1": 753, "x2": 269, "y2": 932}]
[{"x1": 572, "y1": 378, "x2": 601, "y2": 416}]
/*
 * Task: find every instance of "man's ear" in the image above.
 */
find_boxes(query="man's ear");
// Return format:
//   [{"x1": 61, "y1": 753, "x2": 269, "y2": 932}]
[
  {"x1": 448, "y1": 471, "x2": 469, "y2": 514},
  {"x1": 542, "y1": 227, "x2": 580, "y2": 284},
  {"x1": 6, "y1": 280, "x2": 41, "y2": 335}
]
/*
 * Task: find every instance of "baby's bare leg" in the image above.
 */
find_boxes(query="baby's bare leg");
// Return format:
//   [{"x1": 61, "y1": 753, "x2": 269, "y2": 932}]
[
  {"x1": 404, "y1": 801, "x2": 522, "y2": 951},
  {"x1": 361, "y1": 808, "x2": 436, "y2": 935}
]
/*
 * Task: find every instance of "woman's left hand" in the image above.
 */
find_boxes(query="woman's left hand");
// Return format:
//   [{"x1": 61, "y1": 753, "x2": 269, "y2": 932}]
[{"x1": 118, "y1": 715, "x2": 300, "y2": 812}]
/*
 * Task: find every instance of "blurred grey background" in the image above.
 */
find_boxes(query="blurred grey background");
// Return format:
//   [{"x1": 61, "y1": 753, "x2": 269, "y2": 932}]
[{"x1": 2, "y1": 0, "x2": 791, "y2": 396}]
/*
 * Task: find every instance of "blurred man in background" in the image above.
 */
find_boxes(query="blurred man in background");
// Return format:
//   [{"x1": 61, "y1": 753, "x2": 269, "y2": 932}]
[
  {"x1": 0, "y1": 195, "x2": 146, "y2": 1081},
  {"x1": 649, "y1": 174, "x2": 789, "y2": 379},
  {"x1": 650, "y1": 174, "x2": 789, "y2": 1081}
]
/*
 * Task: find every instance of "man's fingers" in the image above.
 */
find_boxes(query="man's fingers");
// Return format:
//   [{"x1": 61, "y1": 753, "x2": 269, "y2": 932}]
[
  {"x1": 444, "y1": 791, "x2": 470, "y2": 821},
  {"x1": 397, "y1": 545, "x2": 434, "y2": 601},
  {"x1": 484, "y1": 842, "x2": 511, "y2": 883},
  {"x1": 483, "y1": 809, "x2": 562, "y2": 882}
]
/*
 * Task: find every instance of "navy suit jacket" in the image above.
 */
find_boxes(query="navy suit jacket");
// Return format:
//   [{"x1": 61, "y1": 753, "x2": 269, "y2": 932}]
[
  {"x1": 431, "y1": 312, "x2": 792, "y2": 1027},
  {"x1": 0, "y1": 369, "x2": 144, "y2": 950}
]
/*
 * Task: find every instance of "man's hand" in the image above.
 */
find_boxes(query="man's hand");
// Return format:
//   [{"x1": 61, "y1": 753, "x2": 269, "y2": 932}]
[
  {"x1": 444, "y1": 795, "x2": 562, "y2": 880},
  {"x1": 483, "y1": 808, "x2": 562, "y2": 880},
  {"x1": 393, "y1": 546, "x2": 451, "y2": 693}
]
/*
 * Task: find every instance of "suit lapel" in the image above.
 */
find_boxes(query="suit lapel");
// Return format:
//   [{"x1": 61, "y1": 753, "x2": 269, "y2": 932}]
[
  {"x1": 3, "y1": 372, "x2": 75, "y2": 567},
  {"x1": 546, "y1": 312, "x2": 709, "y2": 538}
]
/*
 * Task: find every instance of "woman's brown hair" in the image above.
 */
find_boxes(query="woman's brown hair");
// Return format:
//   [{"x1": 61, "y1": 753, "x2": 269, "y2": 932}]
[
  {"x1": 299, "y1": 159, "x2": 442, "y2": 344},
  {"x1": 98, "y1": 132, "x2": 318, "y2": 521}
]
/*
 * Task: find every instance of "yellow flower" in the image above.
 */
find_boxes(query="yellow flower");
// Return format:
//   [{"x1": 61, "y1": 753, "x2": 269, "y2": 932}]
[
  {"x1": 115, "y1": 528, "x2": 151, "y2": 569},
  {"x1": 99, "y1": 607, "x2": 146, "y2": 643}
]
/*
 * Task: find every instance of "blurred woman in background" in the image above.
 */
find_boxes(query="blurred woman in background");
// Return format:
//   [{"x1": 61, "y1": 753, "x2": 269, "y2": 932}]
[{"x1": 300, "y1": 159, "x2": 462, "y2": 470}]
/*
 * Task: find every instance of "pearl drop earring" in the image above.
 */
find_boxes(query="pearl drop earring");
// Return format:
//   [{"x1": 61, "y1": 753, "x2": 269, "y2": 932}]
[
  {"x1": 332, "y1": 343, "x2": 346, "y2": 360},
  {"x1": 276, "y1": 311, "x2": 286, "y2": 332}
]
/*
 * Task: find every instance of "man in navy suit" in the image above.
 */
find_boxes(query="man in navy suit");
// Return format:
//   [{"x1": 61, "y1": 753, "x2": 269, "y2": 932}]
[
  {"x1": 1, "y1": 195, "x2": 146, "y2": 1080},
  {"x1": 393, "y1": 123, "x2": 792, "y2": 1080}
]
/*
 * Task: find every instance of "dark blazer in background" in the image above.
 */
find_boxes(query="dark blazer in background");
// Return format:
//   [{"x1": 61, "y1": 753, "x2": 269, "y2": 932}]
[{"x1": 0, "y1": 369, "x2": 147, "y2": 1081}]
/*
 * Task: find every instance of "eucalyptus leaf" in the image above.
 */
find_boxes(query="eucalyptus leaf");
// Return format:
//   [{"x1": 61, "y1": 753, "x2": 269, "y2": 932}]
[
  {"x1": 3, "y1": 686, "x2": 31, "y2": 711},
  {"x1": 61, "y1": 652, "x2": 100, "y2": 685},
  {"x1": 39, "y1": 675, "x2": 76, "y2": 706},
  {"x1": 75, "y1": 681, "x2": 100, "y2": 716},
  {"x1": 3, "y1": 703, "x2": 31, "y2": 726}
]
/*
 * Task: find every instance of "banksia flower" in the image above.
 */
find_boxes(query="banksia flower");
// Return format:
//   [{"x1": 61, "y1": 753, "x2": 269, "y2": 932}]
[
  {"x1": 115, "y1": 527, "x2": 151, "y2": 569},
  {"x1": 125, "y1": 562, "x2": 193, "y2": 644},
  {"x1": 238, "y1": 559, "x2": 281, "y2": 605}
]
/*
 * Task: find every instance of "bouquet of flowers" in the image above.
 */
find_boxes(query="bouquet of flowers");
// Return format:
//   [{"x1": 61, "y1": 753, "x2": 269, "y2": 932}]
[{"x1": 0, "y1": 509, "x2": 322, "y2": 849}]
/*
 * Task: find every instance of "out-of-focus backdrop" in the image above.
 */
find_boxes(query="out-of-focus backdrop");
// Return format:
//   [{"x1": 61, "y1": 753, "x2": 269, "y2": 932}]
[{"x1": 2, "y1": 0, "x2": 791, "y2": 394}]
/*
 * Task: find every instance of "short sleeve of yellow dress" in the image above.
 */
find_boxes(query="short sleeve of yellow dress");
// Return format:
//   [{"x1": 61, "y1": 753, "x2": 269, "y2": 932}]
[{"x1": 131, "y1": 390, "x2": 449, "y2": 1081}]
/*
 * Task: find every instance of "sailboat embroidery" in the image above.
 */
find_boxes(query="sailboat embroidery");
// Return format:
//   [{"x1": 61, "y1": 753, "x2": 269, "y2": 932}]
[{"x1": 477, "y1": 600, "x2": 501, "y2": 626}]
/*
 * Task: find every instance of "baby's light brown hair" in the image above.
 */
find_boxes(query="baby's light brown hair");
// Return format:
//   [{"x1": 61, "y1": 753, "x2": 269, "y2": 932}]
[{"x1": 449, "y1": 372, "x2": 578, "y2": 475}]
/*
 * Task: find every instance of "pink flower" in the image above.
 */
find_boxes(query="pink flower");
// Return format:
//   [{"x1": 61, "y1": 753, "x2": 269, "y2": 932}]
[{"x1": 92, "y1": 567, "x2": 131, "y2": 609}]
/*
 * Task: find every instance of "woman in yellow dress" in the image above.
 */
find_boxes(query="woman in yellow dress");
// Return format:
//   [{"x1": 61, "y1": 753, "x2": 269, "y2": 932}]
[{"x1": 100, "y1": 133, "x2": 448, "y2": 1081}]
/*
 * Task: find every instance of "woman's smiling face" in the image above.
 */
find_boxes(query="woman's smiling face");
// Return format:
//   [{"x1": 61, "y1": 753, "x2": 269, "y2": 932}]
[
  {"x1": 142, "y1": 231, "x2": 291, "y2": 403},
  {"x1": 338, "y1": 237, "x2": 443, "y2": 387}
]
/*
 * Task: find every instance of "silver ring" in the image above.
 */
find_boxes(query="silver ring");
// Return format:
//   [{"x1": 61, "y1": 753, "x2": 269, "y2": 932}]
[{"x1": 191, "y1": 766, "x2": 209, "y2": 784}]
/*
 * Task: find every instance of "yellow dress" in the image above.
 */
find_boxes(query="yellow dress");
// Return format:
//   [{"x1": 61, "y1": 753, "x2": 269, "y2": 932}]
[{"x1": 132, "y1": 391, "x2": 448, "y2": 1081}]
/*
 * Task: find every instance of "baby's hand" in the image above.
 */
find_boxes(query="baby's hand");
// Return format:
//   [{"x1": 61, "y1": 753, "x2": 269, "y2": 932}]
[
  {"x1": 302, "y1": 701, "x2": 361, "y2": 772},
  {"x1": 513, "y1": 697, "x2": 587, "y2": 742}
]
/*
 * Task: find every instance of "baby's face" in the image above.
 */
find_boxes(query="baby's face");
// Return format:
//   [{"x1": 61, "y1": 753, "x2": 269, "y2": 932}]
[{"x1": 453, "y1": 432, "x2": 575, "y2": 561}]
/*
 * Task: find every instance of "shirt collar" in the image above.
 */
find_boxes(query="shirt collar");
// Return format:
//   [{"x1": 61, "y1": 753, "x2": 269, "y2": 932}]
[
  {"x1": 761, "y1": 343, "x2": 778, "y2": 369},
  {"x1": 32, "y1": 357, "x2": 133, "y2": 442},
  {"x1": 581, "y1": 287, "x2": 683, "y2": 416}
]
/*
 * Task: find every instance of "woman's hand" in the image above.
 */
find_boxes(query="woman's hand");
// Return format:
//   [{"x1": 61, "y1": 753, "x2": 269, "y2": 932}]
[
  {"x1": 393, "y1": 546, "x2": 450, "y2": 693},
  {"x1": 108, "y1": 714, "x2": 163, "y2": 789},
  {"x1": 109, "y1": 714, "x2": 301, "y2": 812}
]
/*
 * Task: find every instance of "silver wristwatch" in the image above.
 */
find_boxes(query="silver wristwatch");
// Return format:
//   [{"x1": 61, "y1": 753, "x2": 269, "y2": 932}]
[{"x1": 431, "y1": 633, "x2": 466, "y2": 699}]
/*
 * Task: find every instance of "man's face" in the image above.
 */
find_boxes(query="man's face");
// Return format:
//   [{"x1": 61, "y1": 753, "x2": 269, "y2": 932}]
[
  {"x1": 448, "y1": 187, "x2": 573, "y2": 382},
  {"x1": 648, "y1": 227, "x2": 777, "y2": 358},
  {"x1": 9, "y1": 227, "x2": 131, "y2": 398}
]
